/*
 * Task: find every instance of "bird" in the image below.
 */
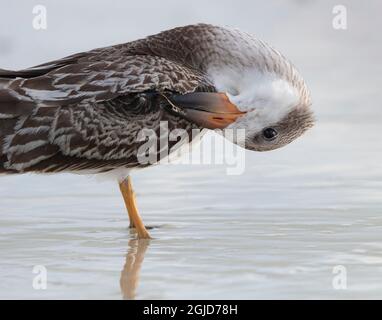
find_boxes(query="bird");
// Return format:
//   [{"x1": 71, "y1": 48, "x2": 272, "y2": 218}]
[{"x1": 0, "y1": 24, "x2": 314, "y2": 239}]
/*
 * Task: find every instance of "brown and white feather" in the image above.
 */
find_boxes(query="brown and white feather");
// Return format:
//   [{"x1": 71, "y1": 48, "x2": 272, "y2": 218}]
[{"x1": 0, "y1": 23, "x2": 312, "y2": 175}]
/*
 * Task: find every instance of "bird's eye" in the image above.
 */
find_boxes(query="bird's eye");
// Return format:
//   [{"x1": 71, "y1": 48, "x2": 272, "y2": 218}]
[{"x1": 262, "y1": 128, "x2": 278, "y2": 141}]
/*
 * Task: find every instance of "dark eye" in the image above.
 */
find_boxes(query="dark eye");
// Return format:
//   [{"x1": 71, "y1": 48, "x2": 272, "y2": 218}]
[{"x1": 262, "y1": 128, "x2": 278, "y2": 141}]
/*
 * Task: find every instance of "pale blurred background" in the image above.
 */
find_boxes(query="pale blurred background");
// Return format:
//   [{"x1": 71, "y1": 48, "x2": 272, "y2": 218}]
[{"x1": 0, "y1": 0, "x2": 381, "y2": 299}]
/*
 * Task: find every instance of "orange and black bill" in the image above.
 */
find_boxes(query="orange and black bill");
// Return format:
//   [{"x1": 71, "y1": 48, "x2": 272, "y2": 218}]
[{"x1": 166, "y1": 92, "x2": 246, "y2": 129}]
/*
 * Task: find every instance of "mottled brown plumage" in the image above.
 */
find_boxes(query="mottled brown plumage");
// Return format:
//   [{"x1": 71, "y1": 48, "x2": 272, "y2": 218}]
[{"x1": 0, "y1": 23, "x2": 314, "y2": 176}]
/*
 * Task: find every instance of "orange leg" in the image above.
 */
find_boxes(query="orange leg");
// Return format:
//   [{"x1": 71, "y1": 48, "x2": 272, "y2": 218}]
[{"x1": 119, "y1": 176, "x2": 151, "y2": 239}]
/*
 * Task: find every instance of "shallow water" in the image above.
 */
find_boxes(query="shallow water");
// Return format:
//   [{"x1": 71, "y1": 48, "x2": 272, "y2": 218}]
[{"x1": 0, "y1": 0, "x2": 382, "y2": 299}]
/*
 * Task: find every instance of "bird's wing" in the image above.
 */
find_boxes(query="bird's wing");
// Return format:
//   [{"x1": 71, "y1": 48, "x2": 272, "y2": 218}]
[
  {"x1": 0, "y1": 54, "x2": 211, "y2": 119},
  {"x1": 1, "y1": 93, "x2": 199, "y2": 173},
  {"x1": 0, "y1": 54, "x2": 214, "y2": 173}
]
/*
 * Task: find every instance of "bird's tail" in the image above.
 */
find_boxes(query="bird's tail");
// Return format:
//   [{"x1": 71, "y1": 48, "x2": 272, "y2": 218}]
[
  {"x1": 0, "y1": 116, "x2": 18, "y2": 173},
  {"x1": 0, "y1": 67, "x2": 46, "y2": 79},
  {"x1": 0, "y1": 70, "x2": 25, "y2": 174},
  {"x1": 0, "y1": 68, "x2": 16, "y2": 78},
  {"x1": 0, "y1": 70, "x2": 13, "y2": 87}
]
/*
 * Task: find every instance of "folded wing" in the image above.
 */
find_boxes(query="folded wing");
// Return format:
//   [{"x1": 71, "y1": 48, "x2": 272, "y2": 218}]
[{"x1": 0, "y1": 53, "x2": 214, "y2": 173}]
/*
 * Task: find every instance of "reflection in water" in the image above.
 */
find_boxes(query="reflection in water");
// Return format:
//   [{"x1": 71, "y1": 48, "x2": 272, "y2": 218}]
[{"x1": 120, "y1": 238, "x2": 150, "y2": 299}]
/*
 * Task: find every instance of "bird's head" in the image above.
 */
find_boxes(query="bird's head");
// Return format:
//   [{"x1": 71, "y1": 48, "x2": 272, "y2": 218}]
[
  {"x1": 159, "y1": 24, "x2": 314, "y2": 151},
  {"x1": 219, "y1": 69, "x2": 314, "y2": 152},
  {"x1": 170, "y1": 70, "x2": 313, "y2": 152}
]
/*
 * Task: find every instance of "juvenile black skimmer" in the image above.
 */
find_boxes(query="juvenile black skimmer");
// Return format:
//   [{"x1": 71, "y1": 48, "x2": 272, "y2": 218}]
[{"x1": 0, "y1": 24, "x2": 314, "y2": 239}]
